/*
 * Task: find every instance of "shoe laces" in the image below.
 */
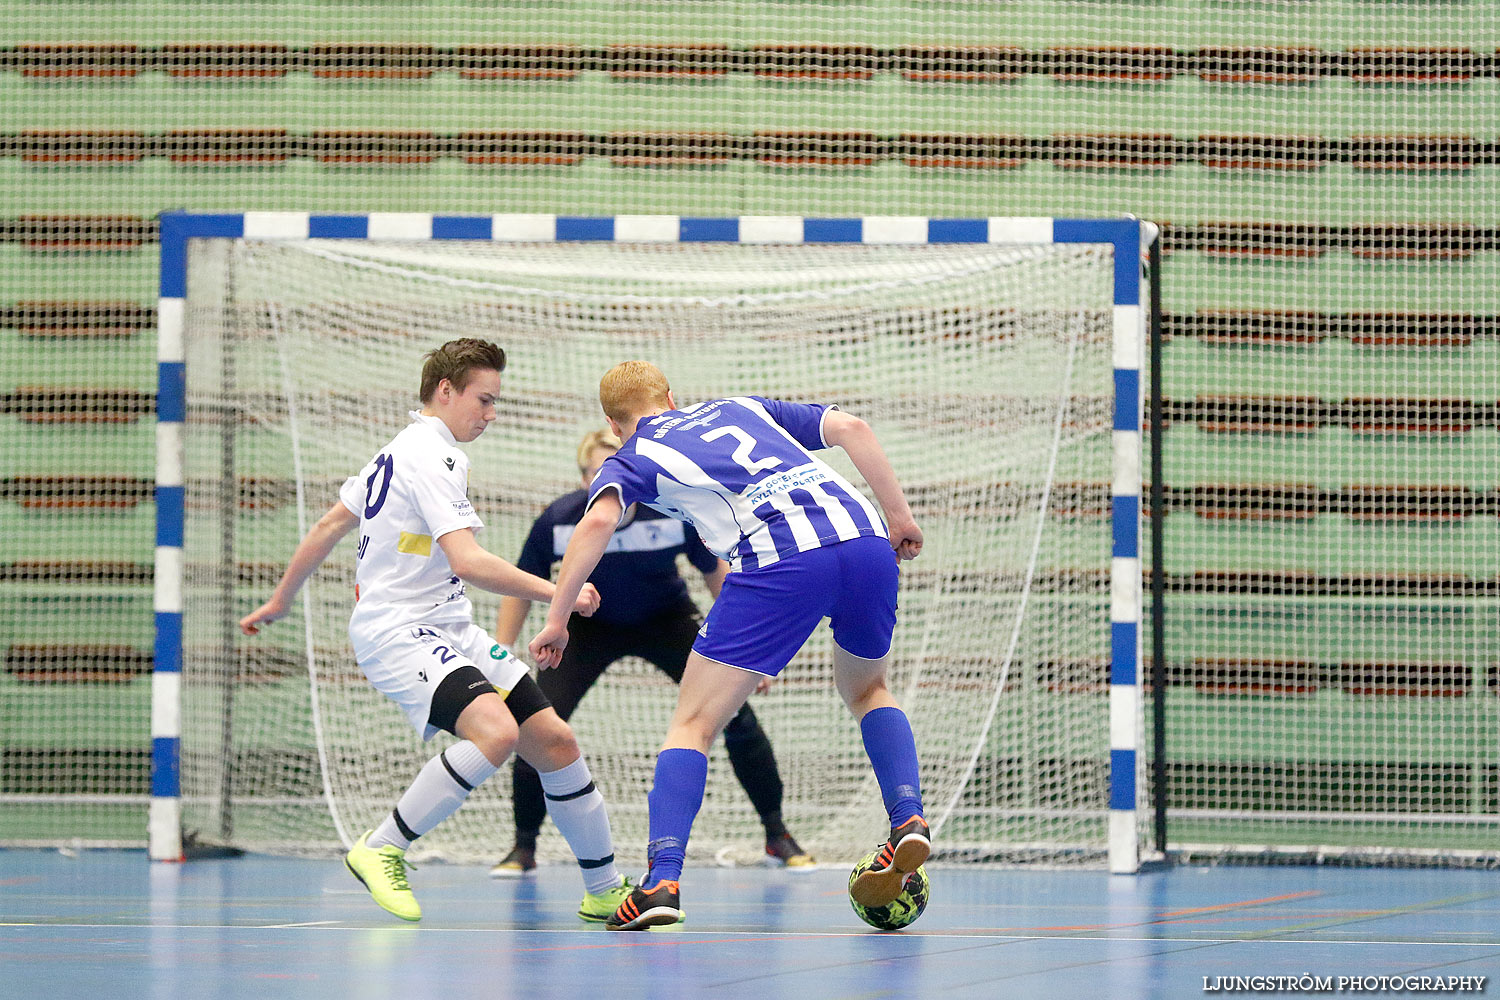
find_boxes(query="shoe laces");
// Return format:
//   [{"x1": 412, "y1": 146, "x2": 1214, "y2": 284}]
[{"x1": 382, "y1": 852, "x2": 414, "y2": 891}]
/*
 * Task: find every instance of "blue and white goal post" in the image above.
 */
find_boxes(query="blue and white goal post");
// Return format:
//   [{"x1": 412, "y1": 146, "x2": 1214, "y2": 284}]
[{"x1": 152, "y1": 212, "x2": 1155, "y2": 871}]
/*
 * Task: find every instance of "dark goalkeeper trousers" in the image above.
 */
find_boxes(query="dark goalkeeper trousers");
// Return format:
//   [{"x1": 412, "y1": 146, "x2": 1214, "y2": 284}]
[{"x1": 511, "y1": 599, "x2": 787, "y2": 843}]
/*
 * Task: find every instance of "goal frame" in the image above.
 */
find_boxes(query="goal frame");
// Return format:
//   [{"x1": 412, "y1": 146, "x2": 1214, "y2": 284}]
[{"x1": 151, "y1": 211, "x2": 1150, "y2": 871}]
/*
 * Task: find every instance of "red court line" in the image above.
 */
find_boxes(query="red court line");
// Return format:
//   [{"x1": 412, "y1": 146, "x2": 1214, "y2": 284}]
[
  {"x1": 1162, "y1": 889, "x2": 1322, "y2": 918},
  {"x1": 1153, "y1": 911, "x2": 1386, "y2": 927},
  {"x1": 1030, "y1": 890, "x2": 1323, "y2": 932}
]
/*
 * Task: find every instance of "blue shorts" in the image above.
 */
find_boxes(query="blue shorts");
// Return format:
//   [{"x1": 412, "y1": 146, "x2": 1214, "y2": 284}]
[{"x1": 693, "y1": 535, "x2": 898, "y2": 677}]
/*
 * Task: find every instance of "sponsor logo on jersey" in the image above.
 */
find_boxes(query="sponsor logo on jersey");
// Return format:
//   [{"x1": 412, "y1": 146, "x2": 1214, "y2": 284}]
[
  {"x1": 396, "y1": 531, "x2": 433, "y2": 556},
  {"x1": 490, "y1": 645, "x2": 509, "y2": 660},
  {"x1": 450, "y1": 499, "x2": 473, "y2": 516},
  {"x1": 444, "y1": 456, "x2": 456, "y2": 470},
  {"x1": 679, "y1": 407, "x2": 724, "y2": 432},
  {"x1": 418, "y1": 669, "x2": 428, "y2": 682},
  {"x1": 744, "y1": 462, "x2": 830, "y2": 507}
]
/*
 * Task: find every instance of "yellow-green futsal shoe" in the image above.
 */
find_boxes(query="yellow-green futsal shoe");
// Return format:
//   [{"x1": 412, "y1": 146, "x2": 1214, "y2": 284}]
[{"x1": 345, "y1": 830, "x2": 421, "y2": 922}]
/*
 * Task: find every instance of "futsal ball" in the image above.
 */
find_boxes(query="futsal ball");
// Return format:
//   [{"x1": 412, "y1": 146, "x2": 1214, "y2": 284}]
[{"x1": 847, "y1": 850, "x2": 929, "y2": 930}]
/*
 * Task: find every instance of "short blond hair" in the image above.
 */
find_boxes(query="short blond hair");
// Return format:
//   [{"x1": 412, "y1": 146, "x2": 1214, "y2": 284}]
[
  {"x1": 576, "y1": 428, "x2": 621, "y2": 472},
  {"x1": 599, "y1": 360, "x2": 671, "y2": 424}
]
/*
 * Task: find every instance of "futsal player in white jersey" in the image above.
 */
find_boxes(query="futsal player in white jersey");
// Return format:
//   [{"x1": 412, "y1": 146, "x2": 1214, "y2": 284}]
[
  {"x1": 529, "y1": 360, "x2": 929, "y2": 930},
  {"x1": 239, "y1": 338, "x2": 637, "y2": 924}
]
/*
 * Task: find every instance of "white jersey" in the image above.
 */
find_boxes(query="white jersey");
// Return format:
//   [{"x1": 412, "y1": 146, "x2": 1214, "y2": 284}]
[{"x1": 338, "y1": 412, "x2": 484, "y2": 657}]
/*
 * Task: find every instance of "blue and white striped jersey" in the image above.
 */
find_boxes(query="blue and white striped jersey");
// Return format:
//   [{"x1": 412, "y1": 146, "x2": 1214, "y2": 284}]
[{"x1": 588, "y1": 396, "x2": 888, "y2": 572}]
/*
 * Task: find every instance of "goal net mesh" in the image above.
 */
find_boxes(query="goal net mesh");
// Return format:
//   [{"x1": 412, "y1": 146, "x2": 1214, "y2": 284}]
[{"x1": 180, "y1": 235, "x2": 1119, "y2": 867}]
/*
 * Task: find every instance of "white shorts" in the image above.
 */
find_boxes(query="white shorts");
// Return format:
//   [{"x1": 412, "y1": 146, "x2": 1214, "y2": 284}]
[{"x1": 357, "y1": 621, "x2": 529, "y2": 741}]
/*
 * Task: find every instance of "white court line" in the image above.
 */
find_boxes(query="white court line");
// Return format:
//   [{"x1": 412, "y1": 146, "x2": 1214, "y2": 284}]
[{"x1": 7, "y1": 922, "x2": 1500, "y2": 948}]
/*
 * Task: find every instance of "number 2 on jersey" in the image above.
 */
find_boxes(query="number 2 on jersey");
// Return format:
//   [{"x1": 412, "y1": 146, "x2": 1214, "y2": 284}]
[
  {"x1": 702, "y1": 426, "x2": 782, "y2": 475},
  {"x1": 364, "y1": 453, "x2": 394, "y2": 518}
]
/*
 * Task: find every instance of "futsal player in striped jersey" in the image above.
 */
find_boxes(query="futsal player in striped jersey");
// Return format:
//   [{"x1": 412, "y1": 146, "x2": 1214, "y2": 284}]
[
  {"x1": 239, "y1": 339, "x2": 637, "y2": 924},
  {"x1": 489, "y1": 429, "x2": 812, "y2": 879},
  {"x1": 529, "y1": 360, "x2": 929, "y2": 930}
]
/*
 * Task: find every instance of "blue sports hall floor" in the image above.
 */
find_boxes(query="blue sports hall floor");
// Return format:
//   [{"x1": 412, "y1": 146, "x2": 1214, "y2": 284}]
[{"x1": 3, "y1": 850, "x2": 1499, "y2": 999}]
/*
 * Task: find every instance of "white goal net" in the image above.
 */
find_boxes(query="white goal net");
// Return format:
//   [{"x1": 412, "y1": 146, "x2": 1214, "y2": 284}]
[{"x1": 179, "y1": 234, "x2": 1120, "y2": 868}]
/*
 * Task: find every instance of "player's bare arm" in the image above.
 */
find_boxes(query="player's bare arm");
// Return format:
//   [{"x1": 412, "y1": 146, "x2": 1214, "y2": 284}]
[
  {"x1": 495, "y1": 594, "x2": 531, "y2": 647},
  {"x1": 529, "y1": 490, "x2": 622, "y2": 669},
  {"x1": 822, "y1": 410, "x2": 923, "y2": 561},
  {"x1": 438, "y1": 528, "x2": 600, "y2": 615},
  {"x1": 239, "y1": 501, "x2": 360, "y2": 635}
]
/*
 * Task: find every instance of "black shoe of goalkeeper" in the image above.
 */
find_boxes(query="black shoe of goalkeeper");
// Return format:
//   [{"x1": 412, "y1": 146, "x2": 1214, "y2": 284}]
[
  {"x1": 488, "y1": 844, "x2": 537, "y2": 879},
  {"x1": 765, "y1": 831, "x2": 815, "y2": 867}
]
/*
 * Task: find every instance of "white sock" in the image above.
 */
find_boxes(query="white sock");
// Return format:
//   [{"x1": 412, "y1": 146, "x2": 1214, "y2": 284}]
[
  {"x1": 539, "y1": 755, "x2": 620, "y2": 895},
  {"x1": 369, "y1": 741, "x2": 501, "y2": 850}
]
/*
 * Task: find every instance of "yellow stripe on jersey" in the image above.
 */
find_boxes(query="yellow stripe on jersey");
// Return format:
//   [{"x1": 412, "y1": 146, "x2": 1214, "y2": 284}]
[{"x1": 396, "y1": 531, "x2": 432, "y2": 556}]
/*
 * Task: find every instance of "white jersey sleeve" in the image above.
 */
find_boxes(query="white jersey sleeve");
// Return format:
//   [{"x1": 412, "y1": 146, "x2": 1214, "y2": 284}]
[
  {"x1": 406, "y1": 450, "x2": 483, "y2": 542},
  {"x1": 338, "y1": 473, "x2": 364, "y2": 518}
]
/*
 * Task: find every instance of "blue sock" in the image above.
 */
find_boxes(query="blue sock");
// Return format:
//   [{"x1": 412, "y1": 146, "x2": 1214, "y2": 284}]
[
  {"x1": 644, "y1": 748, "x2": 708, "y2": 885},
  {"x1": 860, "y1": 706, "x2": 923, "y2": 828}
]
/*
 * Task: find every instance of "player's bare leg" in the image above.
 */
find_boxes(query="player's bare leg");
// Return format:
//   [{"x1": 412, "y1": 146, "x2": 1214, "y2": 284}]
[
  {"x1": 832, "y1": 643, "x2": 898, "y2": 719},
  {"x1": 835, "y1": 644, "x2": 930, "y2": 908},
  {"x1": 514, "y1": 707, "x2": 577, "y2": 766},
  {"x1": 454, "y1": 692, "x2": 521, "y2": 765},
  {"x1": 664, "y1": 652, "x2": 765, "y2": 755}
]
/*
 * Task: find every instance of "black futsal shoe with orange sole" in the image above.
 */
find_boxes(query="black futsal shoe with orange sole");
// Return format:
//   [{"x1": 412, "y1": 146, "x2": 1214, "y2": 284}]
[
  {"x1": 605, "y1": 878, "x2": 682, "y2": 931},
  {"x1": 850, "y1": 815, "x2": 931, "y2": 909}
]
